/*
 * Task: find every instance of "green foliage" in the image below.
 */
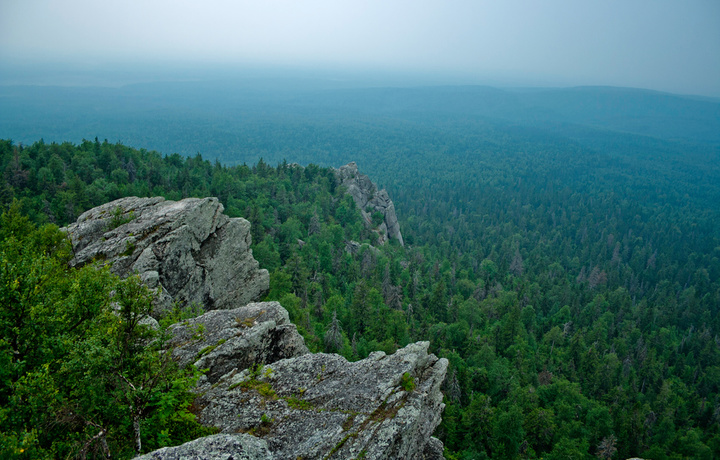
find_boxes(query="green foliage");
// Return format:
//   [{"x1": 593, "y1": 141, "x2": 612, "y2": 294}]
[
  {"x1": 2, "y1": 128, "x2": 719, "y2": 459},
  {"x1": 0, "y1": 210, "x2": 208, "y2": 459},
  {"x1": 366, "y1": 208, "x2": 384, "y2": 227},
  {"x1": 286, "y1": 395, "x2": 313, "y2": 410},
  {"x1": 107, "y1": 206, "x2": 136, "y2": 230},
  {"x1": 400, "y1": 372, "x2": 415, "y2": 392},
  {"x1": 230, "y1": 365, "x2": 277, "y2": 400}
]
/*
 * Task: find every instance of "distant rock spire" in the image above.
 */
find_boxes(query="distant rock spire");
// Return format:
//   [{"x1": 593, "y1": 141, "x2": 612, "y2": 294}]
[{"x1": 334, "y1": 162, "x2": 404, "y2": 246}]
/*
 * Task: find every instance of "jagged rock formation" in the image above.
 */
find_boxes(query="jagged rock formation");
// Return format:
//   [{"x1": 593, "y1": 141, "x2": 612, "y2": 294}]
[
  {"x1": 160, "y1": 300, "x2": 447, "y2": 459},
  {"x1": 62, "y1": 196, "x2": 446, "y2": 459},
  {"x1": 132, "y1": 301, "x2": 447, "y2": 459},
  {"x1": 192, "y1": 338, "x2": 447, "y2": 460},
  {"x1": 335, "y1": 162, "x2": 404, "y2": 246},
  {"x1": 168, "y1": 302, "x2": 309, "y2": 384},
  {"x1": 63, "y1": 197, "x2": 269, "y2": 314}
]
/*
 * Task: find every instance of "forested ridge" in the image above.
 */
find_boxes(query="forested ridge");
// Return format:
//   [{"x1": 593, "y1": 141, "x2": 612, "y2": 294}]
[{"x1": 1, "y1": 121, "x2": 719, "y2": 459}]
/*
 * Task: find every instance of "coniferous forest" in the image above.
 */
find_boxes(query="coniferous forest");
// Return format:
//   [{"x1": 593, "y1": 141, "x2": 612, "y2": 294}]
[{"x1": 1, "y1": 84, "x2": 720, "y2": 459}]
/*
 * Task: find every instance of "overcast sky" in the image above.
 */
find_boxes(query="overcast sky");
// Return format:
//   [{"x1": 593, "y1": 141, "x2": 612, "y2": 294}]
[{"x1": 1, "y1": 0, "x2": 719, "y2": 96}]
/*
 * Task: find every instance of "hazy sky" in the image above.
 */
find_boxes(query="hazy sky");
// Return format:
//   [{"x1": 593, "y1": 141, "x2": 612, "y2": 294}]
[{"x1": 1, "y1": 0, "x2": 719, "y2": 95}]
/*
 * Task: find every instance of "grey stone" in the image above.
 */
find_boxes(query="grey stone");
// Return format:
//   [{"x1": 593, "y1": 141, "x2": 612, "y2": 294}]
[
  {"x1": 421, "y1": 437, "x2": 446, "y2": 460},
  {"x1": 133, "y1": 433, "x2": 271, "y2": 460},
  {"x1": 63, "y1": 197, "x2": 269, "y2": 315},
  {"x1": 335, "y1": 162, "x2": 404, "y2": 246},
  {"x1": 168, "y1": 302, "x2": 309, "y2": 384},
  {"x1": 194, "y1": 341, "x2": 447, "y2": 460}
]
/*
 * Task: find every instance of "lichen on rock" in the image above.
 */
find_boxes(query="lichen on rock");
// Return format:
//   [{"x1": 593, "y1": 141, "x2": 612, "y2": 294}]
[{"x1": 133, "y1": 433, "x2": 272, "y2": 460}]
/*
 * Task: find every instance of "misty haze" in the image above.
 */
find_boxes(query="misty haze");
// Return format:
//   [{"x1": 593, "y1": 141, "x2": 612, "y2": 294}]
[{"x1": 1, "y1": 1, "x2": 719, "y2": 459}]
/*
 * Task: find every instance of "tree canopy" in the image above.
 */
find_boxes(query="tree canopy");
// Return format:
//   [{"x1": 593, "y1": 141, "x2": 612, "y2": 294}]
[{"x1": 2, "y1": 135, "x2": 719, "y2": 458}]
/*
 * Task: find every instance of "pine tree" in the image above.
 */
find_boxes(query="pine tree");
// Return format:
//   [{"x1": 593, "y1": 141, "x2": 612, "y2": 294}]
[{"x1": 324, "y1": 311, "x2": 343, "y2": 352}]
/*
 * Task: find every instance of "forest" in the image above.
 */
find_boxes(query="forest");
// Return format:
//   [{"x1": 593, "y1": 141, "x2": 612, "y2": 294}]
[{"x1": 1, "y1": 84, "x2": 720, "y2": 459}]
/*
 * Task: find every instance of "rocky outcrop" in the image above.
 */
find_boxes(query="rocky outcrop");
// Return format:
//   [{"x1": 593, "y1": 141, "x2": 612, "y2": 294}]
[
  {"x1": 335, "y1": 162, "x2": 404, "y2": 246},
  {"x1": 63, "y1": 197, "x2": 269, "y2": 314},
  {"x1": 193, "y1": 340, "x2": 447, "y2": 460},
  {"x1": 133, "y1": 300, "x2": 447, "y2": 459},
  {"x1": 63, "y1": 196, "x2": 446, "y2": 459},
  {"x1": 168, "y1": 302, "x2": 309, "y2": 384}
]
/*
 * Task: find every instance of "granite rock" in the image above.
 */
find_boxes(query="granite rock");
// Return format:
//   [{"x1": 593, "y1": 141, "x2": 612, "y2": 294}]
[
  {"x1": 194, "y1": 341, "x2": 447, "y2": 460},
  {"x1": 63, "y1": 197, "x2": 269, "y2": 314},
  {"x1": 134, "y1": 433, "x2": 271, "y2": 460},
  {"x1": 168, "y1": 301, "x2": 309, "y2": 384}
]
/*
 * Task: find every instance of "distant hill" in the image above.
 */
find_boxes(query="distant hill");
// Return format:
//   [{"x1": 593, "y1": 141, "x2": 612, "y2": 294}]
[{"x1": 2, "y1": 82, "x2": 719, "y2": 160}]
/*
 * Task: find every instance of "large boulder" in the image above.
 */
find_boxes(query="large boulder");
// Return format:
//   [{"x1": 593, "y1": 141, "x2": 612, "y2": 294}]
[
  {"x1": 192, "y1": 341, "x2": 447, "y2": 460},
  {"x1": 63, "y1": 197, "x2": 269, "y2": 314},
  {"x1": 168, "y1": 301, "x2": 309, "y2": 384},
  {"x1": 335, "y1": 162, "x2": 404, "y2": 246}
]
